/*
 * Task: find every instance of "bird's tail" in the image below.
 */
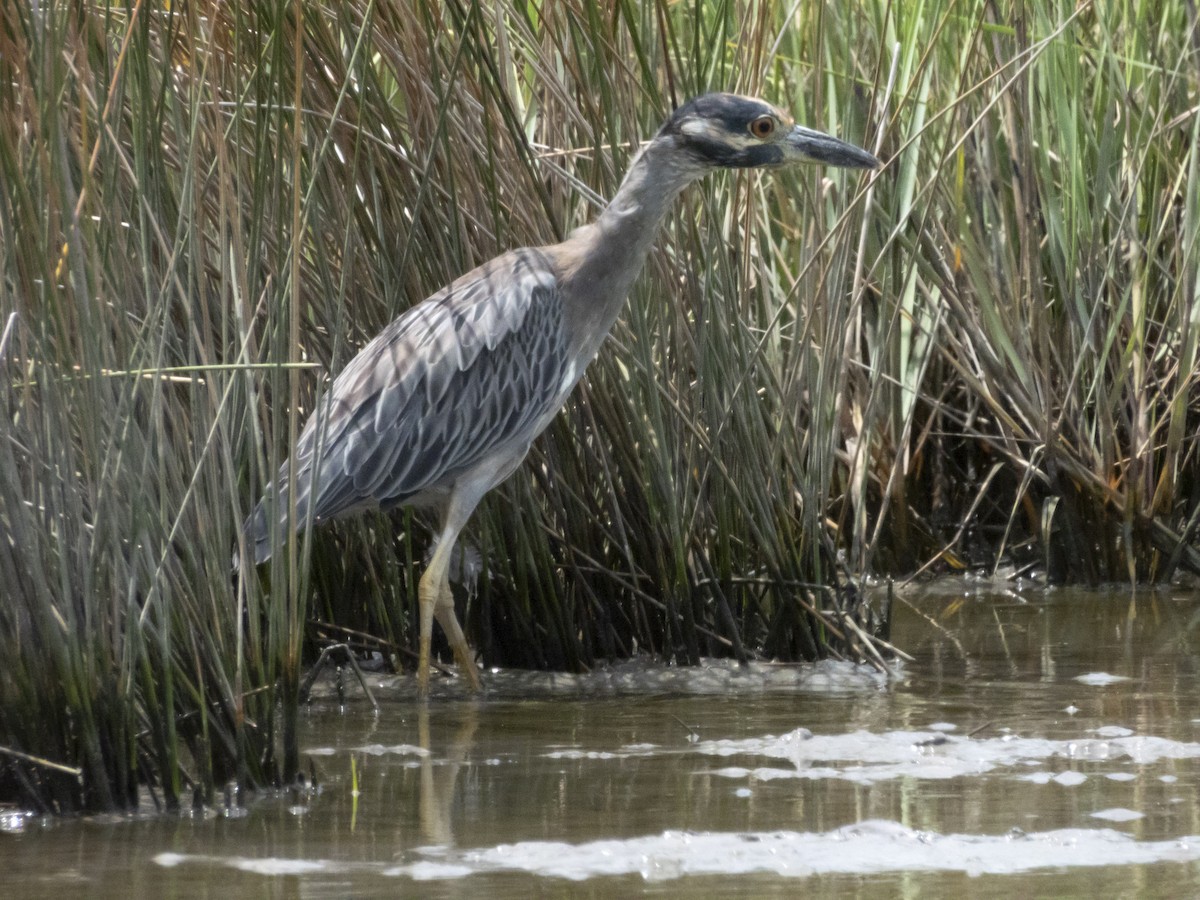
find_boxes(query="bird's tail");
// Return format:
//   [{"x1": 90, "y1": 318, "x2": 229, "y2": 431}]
[
  {"x1": 233, "y1": 477, "x2": 312, "y2": 571},
  {"x1": 233, "y1": 500, "x2": 273, "y2": 571}
]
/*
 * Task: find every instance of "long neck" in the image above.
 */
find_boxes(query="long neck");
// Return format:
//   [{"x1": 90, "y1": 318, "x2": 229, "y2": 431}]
[{"x1": 556, "y1": 142, "x2": 701, "y2": 361}]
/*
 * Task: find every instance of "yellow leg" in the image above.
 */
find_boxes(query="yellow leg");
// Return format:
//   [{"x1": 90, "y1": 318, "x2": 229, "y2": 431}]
[
  {"x1": 416, "y1": 567, "x2": 440, "y2": 699},
  {"x1": 434, "y1": 581, "x2": 482, "y2": 692},
  {"x1": 415, "y1": 501, "x2": 484, "y2": 699}
]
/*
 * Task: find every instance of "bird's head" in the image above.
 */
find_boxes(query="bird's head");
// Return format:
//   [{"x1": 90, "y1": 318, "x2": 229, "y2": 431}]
[{"x1": 657, "y1": 93, "x2": 880, "y2": 172}]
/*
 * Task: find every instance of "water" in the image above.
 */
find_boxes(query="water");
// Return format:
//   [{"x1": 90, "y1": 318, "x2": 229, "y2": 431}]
[{"x1": 4, "y1": 583, "x2": 1200, "y2": 897}]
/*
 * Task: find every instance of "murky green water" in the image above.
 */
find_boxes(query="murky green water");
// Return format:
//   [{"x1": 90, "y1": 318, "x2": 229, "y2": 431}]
[{"x1": 5, "y1": 583, "x2": 1200, "y2": 897}]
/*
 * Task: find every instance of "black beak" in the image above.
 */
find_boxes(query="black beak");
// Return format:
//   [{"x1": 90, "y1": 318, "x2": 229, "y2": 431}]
[{"x1": 783, "y1": 125, "x2": 880, "y2": 169}]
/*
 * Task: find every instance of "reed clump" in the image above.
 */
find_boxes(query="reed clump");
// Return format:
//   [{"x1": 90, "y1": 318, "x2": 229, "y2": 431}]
[{"x1": 1, "y1": 0, "x2": 1196, "y2": 812}]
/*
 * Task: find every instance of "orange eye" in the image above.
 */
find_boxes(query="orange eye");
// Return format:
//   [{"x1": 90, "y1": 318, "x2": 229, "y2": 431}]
[{"x1": 749, "y1": 116, "x2": 776, "y2": 139}]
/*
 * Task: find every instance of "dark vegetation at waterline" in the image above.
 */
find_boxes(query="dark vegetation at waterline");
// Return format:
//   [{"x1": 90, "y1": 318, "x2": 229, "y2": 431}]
[{"x1": 2, "y1": 0, "x2": 1197, "y2": 813}]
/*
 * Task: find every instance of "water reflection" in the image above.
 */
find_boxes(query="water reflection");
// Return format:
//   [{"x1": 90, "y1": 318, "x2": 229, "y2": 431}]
[
  {"x1": 2, "y1": 584, "x2": 1199, "y2": 897},
  {"x1": 417, "y1": 705, "x2": 477, "y2": 847}
]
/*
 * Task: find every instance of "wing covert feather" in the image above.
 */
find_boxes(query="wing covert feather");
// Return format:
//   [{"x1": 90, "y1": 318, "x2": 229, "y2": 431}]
[{"x1": 252, "y1": 248, "x2": 572, "y2": 546}]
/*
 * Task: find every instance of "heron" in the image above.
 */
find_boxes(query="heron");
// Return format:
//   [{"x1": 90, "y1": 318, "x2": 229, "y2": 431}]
[{"x1": 242, "y1": 93, "x2": 879, "y2": 697}]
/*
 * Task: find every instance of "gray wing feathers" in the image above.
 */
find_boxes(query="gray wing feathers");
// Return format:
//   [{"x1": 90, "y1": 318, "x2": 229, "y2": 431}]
[{"x1": 244, "y1": 249, "x2": 568, "y2": 565}]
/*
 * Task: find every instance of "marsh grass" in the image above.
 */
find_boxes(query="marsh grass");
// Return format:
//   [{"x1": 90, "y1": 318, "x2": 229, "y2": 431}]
[{"x1": 1, "y1": 0, "x2": 1197, "y2": 812}]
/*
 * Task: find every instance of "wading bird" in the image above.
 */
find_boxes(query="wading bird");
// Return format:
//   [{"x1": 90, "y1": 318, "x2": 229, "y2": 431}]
[{"x1": 243, "y1": 93, "x2": 879, "y2": 697}]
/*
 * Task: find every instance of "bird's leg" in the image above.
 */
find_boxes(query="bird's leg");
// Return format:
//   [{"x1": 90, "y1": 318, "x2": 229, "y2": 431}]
[
  {"x1": 416, "y1": 496, "x2": 483, "y2": 698},
  {"x1": 433, "y1": 580, "x2": 482, "y2": 692},
  {"x1": 416, "y1": 566, "x2": 442, "y2": 699}
]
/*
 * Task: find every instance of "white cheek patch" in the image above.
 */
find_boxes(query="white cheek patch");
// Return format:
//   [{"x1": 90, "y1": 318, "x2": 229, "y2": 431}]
[
  {"x1": 679, "y1": 118, "x2": 718, "y2": 138},
  {"x1": 679, "y1": 118, "x2": 758, "y2": 150}
]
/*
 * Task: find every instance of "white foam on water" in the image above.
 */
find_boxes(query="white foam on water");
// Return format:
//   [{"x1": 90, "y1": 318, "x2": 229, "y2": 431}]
[
  {"x1": 1074, "y1": 673, "x2": 1132, "y2": 685},
  {"x1": 396, "y1": 823, "x2": 1200, "y2": 880},
  {"x1": 155, "y1": 823, "x2": 1200, "y2": 883},
  {"x1": 674, "y1": 727, "x2": 1200, "y2": 785},
  {"x1": 1091, "y1": 809, "x2": 1145, "y2": 822}
]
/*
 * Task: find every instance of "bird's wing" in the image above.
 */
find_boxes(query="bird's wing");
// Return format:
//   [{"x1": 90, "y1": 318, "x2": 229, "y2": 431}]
[{"x1": 248, "y1": 248, "x2": 570, "y2": 557}]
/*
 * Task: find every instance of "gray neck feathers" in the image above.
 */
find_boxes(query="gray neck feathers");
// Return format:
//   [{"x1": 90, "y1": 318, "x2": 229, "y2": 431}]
[{"x1": 557, "y1": 138, "x2": 705, "y2": 361}]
